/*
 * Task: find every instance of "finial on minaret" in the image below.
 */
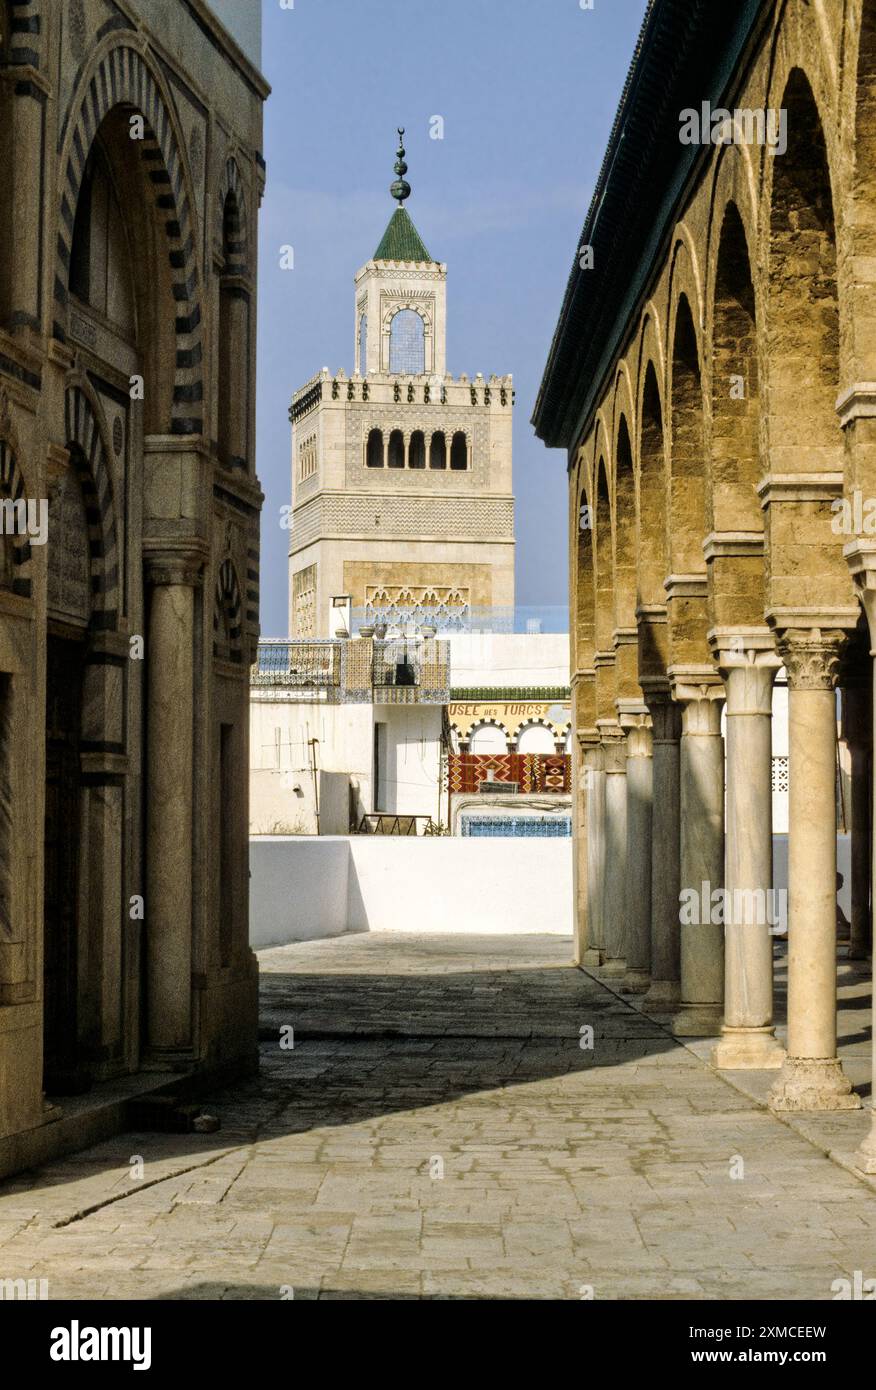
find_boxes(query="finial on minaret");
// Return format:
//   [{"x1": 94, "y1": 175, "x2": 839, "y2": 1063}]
[{"x1": 390, "y1": 127, "x2": 411, "y2": 204}]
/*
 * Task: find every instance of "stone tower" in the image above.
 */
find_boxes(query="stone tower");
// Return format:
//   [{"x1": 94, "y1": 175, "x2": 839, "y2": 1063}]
[{"x1": 289, "y1": 131, "x2": 515, "y2": 638}]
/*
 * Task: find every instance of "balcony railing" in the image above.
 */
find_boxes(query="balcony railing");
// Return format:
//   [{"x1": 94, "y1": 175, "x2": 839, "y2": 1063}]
[{"x1": 251, "y1": 637, "x2": 450, "y2": 705}]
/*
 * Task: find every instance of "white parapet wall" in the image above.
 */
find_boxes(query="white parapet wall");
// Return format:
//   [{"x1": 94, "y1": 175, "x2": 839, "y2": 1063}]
[{"x1": 249, "y1": 835, "x2": 573, "y2": 946}]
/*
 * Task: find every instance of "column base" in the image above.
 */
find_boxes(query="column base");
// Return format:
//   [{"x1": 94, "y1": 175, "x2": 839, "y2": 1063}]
[
  {"x1": 670, "y1": 1002, "x2": 723, "y2": 1037},
  {"x1": 712, "y1": 1026, "x2": 785, "y2": 1070},
  {"x1": 601, "y1": 957, "x2": 627, "y2": 978},
  {"x1": 619, "y1": 969, "x2": 651, "y2": 994},
  {"x1": 769, "y1": 1057, "x2": 862, "y2": 1112},
  {"x1": 853, "y1": 1116, "x2": 876, "y2": 1174},
  {"x1": 642, "y1": 978, "x2": 680, "y2": 1010},
  {"x1": 579, "y1": 948, "x2": 604, "y2": 968}
]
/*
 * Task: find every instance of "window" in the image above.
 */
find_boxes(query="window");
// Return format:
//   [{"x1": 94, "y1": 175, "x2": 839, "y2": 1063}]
[
  {"x1": 429, "y1": 431, "x2": 446, "y2": 470},
  {"x1": 69, "y1": 142, "x2": 136, "y2": 337},
  {"x1": 358, "y1": 313, "x2": 367, "y2": 376},
  {"x1": 388, "y1": 429, "x2": 405, "y2": 469},
  {"x1": 517, "y1": 723, "x2": 556, "y2": 754},
  {"x1": 373, "y1": 721, "x2": 387, "y2": 811},
  {"x1": 450, "y1": 431, "x2": 468, "y2": 471},
  {"x1": 292, "y1": 565, "x2": 317, "y2": 637},
  {"x1": 297, "y1": 433, "x2": 317, "y2": 481},
  {"x1": 469, "y1": 723, "x2": 507, "y2": 755},
  {"x1": 366, "y1": 428, "x2": 384, "y2": 468},
  {"x1": 408, "y1": 430, "x2": 426, "y2": 469},
  {"x1": 389, "y1": 309, "x2": 425, "y2": 374}
]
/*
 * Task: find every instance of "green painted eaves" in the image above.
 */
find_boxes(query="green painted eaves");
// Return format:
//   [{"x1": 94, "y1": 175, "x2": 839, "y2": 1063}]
[
  {"x1": 449, "y1": 687, "x2": 571, "y2": 703},
  {"x1": 374, "y1": 207, "x2": 432, "y2": 263}
]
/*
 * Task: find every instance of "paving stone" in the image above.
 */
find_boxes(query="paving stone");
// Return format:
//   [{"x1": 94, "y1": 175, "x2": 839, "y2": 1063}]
[{"x1": 0, "y1": 932, "x2": 874, "y2": 1299}]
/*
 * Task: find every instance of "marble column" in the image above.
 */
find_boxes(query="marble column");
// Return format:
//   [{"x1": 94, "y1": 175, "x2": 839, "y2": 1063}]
[
  {"x1": 145, "y1": 554, "x2": 201, "y2": 1055},
  {"x1": 769, "y1": 629, "x2": 860, "y2": 1111},
  {"x1": 671, "y1": 682, "x2": 725, "y2": 1035},
  {"x1": 712, "y1": 643, "x2": 785, "y2": 1068},
  {"x1": 600, "y1": 727, "x2": 628, "y2": 977},
  {"x1": 583, "y1": 743, "x2": 606, "y2": 966},
  {"x1": 643, "y1": 692, "x2": 681, "y2": 1008},
  {"x1": 843, "y1": 544, "x2": 876, "y2": 1170},
  {"x1": 621, "y1": 711, "x2": 653, "y2": 991},
  {"x1": 842, "y1": 685, "x2": 872, "y2": 961}
]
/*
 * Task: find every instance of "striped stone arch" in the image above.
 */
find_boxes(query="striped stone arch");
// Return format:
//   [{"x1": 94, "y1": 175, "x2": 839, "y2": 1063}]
[
  {"x1": 64, "y1": 384, "x2": 119, "y2": 629},
  {"x1": 213, "y1": 557, "x2": 243, "y2": 664},
  {"x1": 0, "y1": 438, "x2": 32, "y2": 598},
  {"x1": 217, "y1": 156, "x2": 248, "y2": 277},
  {"x1": 55, "y1": 44, "x2": 203, "y2": 435}
]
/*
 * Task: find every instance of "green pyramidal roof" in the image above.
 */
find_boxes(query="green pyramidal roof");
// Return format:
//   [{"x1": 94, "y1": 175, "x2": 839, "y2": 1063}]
[{"x1": 374, "y1": 206, "x2": 432, "y2": 263}]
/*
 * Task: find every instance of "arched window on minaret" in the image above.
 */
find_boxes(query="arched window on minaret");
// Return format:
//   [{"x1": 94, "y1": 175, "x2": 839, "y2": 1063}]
[
  {"x1": 366, "y1": 428, "x2": 384, "y2": 468},
  {"x1": 389, "y1": 309, "x2": 425, "y2": 374},
  {"x1": 358, "y1": 313, "x2": 367, "y2": 376},
  {"x1": 429, "y1": 431, "x2": 446, "y2": 469},
  {"x1": 388, "y1": 429, "x2": 405, "y2": 468},
  {"x1": 409, "y1": 431, "x2": 426, "y2": 469},
  {"x1": 450, "y1": 431, "x2": 468, "y2": 470}
]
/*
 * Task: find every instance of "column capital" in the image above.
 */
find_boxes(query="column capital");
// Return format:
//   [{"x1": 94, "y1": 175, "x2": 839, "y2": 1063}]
[
  {"x1": 844, "y1": 539, "x2": 876, "y2": 636},
  {"x1": 143, "y1": 543, "x2": 208, "y2": 588},
  {"x1": 622, "y1": 713, "x2": 653, "y2": 759},
  {"x1": 644, "y1": 690, "x2": 682, "y2": 743},
  {"x1": 709, "y1": 625, "x2": 780, "y2": 670},
  {"x1": 774, "y1": 627, "x2": 848, "y2": 690},
  {"x1": 669, "y1": 665, "x2": 724, "y2": 709},
  {"x1": 595, "y1": 718, "x2": 624, "y2": 744},
  {"x1": 576, "y1": 728, "x2": 601, "y2": 754}
]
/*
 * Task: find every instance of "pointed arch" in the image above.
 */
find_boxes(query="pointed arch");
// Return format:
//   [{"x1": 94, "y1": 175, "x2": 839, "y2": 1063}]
[
  {"x1": 614, "y1": 415, "x2": 636, "y2": 631},
  {"x1": 637, "y1": 359, "x2": 667, "y2": 608},
  {"x1": 214, "y1": 557, "x2": 243, "y2": 664},
  {"x1": 711, "y1": 200, "x2": 761, "y2": 533},
  {"x1": 669, "y1": 292, "x2": 707, "y2": 575},
  {"x1": 575, "y1": 457, "x2": 596, "y2": 676},
  {"x1": 217, "y1": 156, "x2": 249, "y2": 277},
  {"x1": 767, "y1": 67, "x2": 841, "y2": 476},
  {"x1": 55, "y1": 44, "x2": 204, "y2": 436},
  {"x1": 594, "y1": 456, "x2": 613, "y2": 656},
  {"x1": 63, "y1": 382, "x2": 120, "y2": 629}
]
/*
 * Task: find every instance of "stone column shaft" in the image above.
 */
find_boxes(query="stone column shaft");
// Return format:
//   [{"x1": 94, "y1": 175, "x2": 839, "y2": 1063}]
[
  {"x1": 622, "y1": 716, "x2": 653, "y2": 991},
  {"x1": 145, "y1": 559, "x2": 199, "y2": 1053},
  {"x1": 713, "y1": 650, "x2": 785, "y2": 1068},
  {"x1": 769, "y1": 630, "x2": 860, "y2": 1112},
  {"x1": 643, "y1": 694, "x2": 681, "y2": 1007},
  {"x1": 583, "y1": 746, "x2": 606, "y2": 964},
  {"x1": 843, "y1": 685, "x2": 872, "y2": 961},
  {"x1": 672, "y1": 688, "x2": 725, "y2": 1035},
  {"x1": 600, "y1": 733, "x2": 627, "y2": 977}
]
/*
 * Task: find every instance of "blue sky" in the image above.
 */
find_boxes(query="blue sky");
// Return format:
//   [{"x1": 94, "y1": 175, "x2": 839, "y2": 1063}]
[{"x1": 256, "y1": 0, "x2": 649, "y2": 637}]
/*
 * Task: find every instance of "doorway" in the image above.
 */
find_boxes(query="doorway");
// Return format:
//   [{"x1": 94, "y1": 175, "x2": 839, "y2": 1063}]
[{"x1": 43, "y1": 632, "x2": 89, "y2": 1094}]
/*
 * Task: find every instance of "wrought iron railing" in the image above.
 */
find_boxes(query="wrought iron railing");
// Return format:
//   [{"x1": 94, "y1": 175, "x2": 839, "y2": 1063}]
[
  {"x1": 355, "y1": 814, "x2": 440, "y2": 836},
  {"x1": 251, "y1": 639, "x2": 341, "y2": 692},
  {"x1": 251, "y1": 637, "x2": 450, "y2": 704}
]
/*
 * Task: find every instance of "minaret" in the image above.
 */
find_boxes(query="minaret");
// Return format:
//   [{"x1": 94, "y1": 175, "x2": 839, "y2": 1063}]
[
  {"x1": 354, "y1": 130, "x2": 446, "y2": 379},
  {"x1": 289, "y1": 129, "x2": 514, "y2": 638}
]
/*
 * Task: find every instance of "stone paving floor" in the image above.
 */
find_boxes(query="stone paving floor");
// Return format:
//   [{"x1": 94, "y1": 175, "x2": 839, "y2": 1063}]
[{"x1": 1, "y1": 932, "x2": 875, "y2": 1300}]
